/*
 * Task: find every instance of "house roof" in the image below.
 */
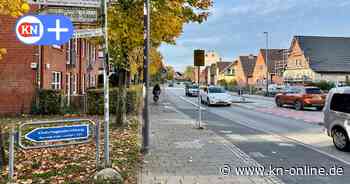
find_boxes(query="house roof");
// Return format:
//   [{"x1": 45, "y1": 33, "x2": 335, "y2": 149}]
[
  {"x1": 239, "y1": 55, "x2": 257, "y2": 77},
  {"x1": 216, "y1": 62, "x2": 232, "y2": 72},
  {"x1": 260, "y1": 49, "x2": 287, "y2": 73},
  {"x1": 294, "y1": 36, "x2": 350, "y2": 73}
]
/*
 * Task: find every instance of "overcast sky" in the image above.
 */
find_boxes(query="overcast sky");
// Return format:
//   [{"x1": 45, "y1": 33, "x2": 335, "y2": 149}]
[{"x1": 159, "y1": 0, "x2": 350, "y2": 72}]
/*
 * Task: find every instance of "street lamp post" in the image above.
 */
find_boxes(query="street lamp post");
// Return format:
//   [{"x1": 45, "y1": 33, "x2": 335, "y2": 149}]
[
  {"x1": 264, "y1": 32, "x2": 269, "y2": 96},
  {"x1": 142, "y1": 0, "x2": 150, "y2": 154}
]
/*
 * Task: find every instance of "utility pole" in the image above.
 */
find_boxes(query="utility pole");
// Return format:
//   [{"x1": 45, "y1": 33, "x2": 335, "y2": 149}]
[
  {"x1": 264, "y1": 32, "x2": 269, "y2": 96},
  {"x1": 101, "y1": 0, "x2": 110, "y2": 167},
  {"x1": 142, "y1": 0, "x2": 150, "y2": 154}
]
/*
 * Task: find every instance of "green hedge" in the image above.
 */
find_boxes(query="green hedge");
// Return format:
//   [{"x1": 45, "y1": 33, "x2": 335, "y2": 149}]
[
  {"x1": 31, "y1": 89, "x2": 62, "y2": 115},
  {"x1": 87, "y1": 85, "x2": 142, "y2": 115}
]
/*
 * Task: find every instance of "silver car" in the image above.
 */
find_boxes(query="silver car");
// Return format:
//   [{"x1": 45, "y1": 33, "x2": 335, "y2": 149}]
[{"x1": 324, "y1": 87, "x2": 350, "y2": 151}]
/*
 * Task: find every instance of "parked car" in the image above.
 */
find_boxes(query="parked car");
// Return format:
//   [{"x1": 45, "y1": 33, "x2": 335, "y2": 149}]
[
  {"x1": 185, "y1": 84, "x2": 199, "y2": 97},
  {"x1": 275, "y1": 86, "x2": 326, "y2": 110},
  {"x1": 262, "y1": 84, "x2": 286, "y2": 96},
  {"x1": 324, "y1": 87, "x2": 350, "y2": 151},
  {"x1": 200, "y1": 86, "x2": 232, "y2": 106}
]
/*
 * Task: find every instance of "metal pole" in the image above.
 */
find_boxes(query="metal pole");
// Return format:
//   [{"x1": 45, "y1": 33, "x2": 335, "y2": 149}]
[
  {"x1": 264, "y1": 32, "x2": 269, "y2": 96},
  {"x1": 95, "y1": 121, "x2": 100, "y2": 168},
  {"x1": 101, "y1": 0, "x2": 110, "y2": 167},
  {"x1": 8, "y1": 127, "x2": 14, "y2": 181},
  {"x1": 198, "y1": 66, "x2": 202, "y2": 128},
  {"x1": 142, "y1": 0, "x2": 150, "y2": 153}
]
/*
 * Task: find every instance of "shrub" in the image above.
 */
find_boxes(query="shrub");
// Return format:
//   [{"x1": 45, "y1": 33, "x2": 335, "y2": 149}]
[
  {"x1": 311, "y1": 80, "x2": 335, "y2": 91},
  {"x1": 87, "y1": 85, "x2": 142, "y2": 115},
  {"x1": 31, "y1": 89, "x2": 62, "y2": 115}
]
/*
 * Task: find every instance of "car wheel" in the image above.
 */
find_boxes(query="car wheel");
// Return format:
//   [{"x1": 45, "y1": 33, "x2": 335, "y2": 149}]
[
  {"x1": 276, "y1": 98, "x2": 283, "y2": 107},
  {"x1": 332, "y1": 127, "x2": 350, "y2": 151},
  {"x1": 294, "y1": 101, "x2": 303, "y2": 110}
]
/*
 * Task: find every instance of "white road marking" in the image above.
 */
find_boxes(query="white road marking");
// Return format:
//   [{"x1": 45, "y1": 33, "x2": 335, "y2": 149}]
[
  {"x1": 226, "y1": 134, "x2": 248, "y2": 141},
  {"x1": 235, "y1": 120, "x2": 350, "y2": 166},
  {"x1": 249, "y1": 152, "x2": 266, "y2": 158},
  {"x1": 277, "y1": 143, "x2": 296, "y2": 147},
  {"x1": 179, "y1": 96, "x2": 206, "y2": 110},
  {"x1": 220, "y1": 130, "x2": 232, "y2": 134}
]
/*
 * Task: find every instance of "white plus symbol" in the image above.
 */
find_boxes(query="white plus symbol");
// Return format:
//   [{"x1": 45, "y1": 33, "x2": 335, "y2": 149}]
[{"x1": 47, "y1": 19, "x2": 69, "y2": 41}]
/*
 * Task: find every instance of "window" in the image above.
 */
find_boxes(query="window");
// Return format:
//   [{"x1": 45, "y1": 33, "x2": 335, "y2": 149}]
[
  {"x1": 81, "y1": 39, "x2": 85, "y2": 57},
  {"x1": 330, "y1": 94, "x2": 350, "y2": 113},
  {"x1": 72, "y1": 74, "x2": 77, "y2": 94},
  {"x1": 51, "y1": 72, "x2": 61, "y2": 90},
  {"x1": 209, "y1": 87, "x2": 225, "y2": 93},
  {"x1": 66, "y1": 39, "x2": 76, "y2": 65}
]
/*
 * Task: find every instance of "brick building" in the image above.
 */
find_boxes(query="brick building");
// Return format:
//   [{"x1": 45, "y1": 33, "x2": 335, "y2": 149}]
[
  {"x1": 235, "y1": 55, "x2": 257, "y2": 87},
  {"x1": 252, "y1": 49, "x2": 287, "y2": 90},
  {"x1": 0, "y1": 14, "x2": 102, "y2": 115}
]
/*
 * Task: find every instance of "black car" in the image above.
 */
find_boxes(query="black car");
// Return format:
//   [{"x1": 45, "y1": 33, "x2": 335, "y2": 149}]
[{"x1": 185, "y1": 85, "x2": 199, "y2": 97}]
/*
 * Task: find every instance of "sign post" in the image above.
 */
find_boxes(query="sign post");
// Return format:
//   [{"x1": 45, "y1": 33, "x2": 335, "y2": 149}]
[{"x1": 194, "y1": 50, "x2": 205, "y2": 129}]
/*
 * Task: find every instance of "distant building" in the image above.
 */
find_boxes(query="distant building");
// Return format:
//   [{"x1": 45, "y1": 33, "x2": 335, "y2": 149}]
[
  {"x1": 209, "y1": 61, "x2": 232, "y2": 85},
  {"x1": 217, "y1": 61, "x2": 236, "y2": 84},
  {"x1": 284, "y1": 36, "x2": 350, "y2": 84},
  {"x1": 252, "y1": 49, "x2": 288, "y2": 90},
  {"x1": 205, "y1": 51, "x2": 220, "y2": 67},
  {"x1": 235, "y1": 55, "x2": 257, "y2": 87}
]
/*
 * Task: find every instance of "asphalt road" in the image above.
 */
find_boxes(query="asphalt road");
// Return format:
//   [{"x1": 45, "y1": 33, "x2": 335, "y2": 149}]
[{"x1": 163, "y1": 86, "x2": 350, "y2": 184}]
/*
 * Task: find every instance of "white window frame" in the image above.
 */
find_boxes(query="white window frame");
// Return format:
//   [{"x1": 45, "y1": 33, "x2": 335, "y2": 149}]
[
  {"x1": 51, "y1": 72, "x2": 61, "y2": 90},
  {"x1": 73, "y1": 74, "x2": 77, "y2": 95},
  {"x1": 52, "y1": 44, "x2": 62, "y2": 49},
  {"x1": 67, "y1": 40, "x2": 71, "y2": 64}
]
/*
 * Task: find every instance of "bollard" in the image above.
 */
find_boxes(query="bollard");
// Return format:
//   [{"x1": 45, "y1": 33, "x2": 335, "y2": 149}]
[{"x1": 8, "y1": 127, "x2": 14, "y2": 181}]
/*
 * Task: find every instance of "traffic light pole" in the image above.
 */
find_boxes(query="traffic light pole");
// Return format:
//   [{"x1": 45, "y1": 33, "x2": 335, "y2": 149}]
[
  {"x1": 142, "y1": 0, "x2": 150, "y2": 154},
  {"x1": 101, "y1": 0, "x2": 110, "y2": 167}
]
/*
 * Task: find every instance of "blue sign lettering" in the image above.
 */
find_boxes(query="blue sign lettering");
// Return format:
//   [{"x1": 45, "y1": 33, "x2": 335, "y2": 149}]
[{"x1": 25, "y1": 124, "x2": 89, "y2": 142}]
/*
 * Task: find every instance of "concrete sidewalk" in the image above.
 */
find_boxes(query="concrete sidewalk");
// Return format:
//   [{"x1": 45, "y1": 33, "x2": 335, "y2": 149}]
[{"x1": 139, "y1": 96, "x2": 284, "y2": 184}]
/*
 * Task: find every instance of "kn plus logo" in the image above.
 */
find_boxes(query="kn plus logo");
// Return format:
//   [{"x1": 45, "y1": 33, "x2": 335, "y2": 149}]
[
  {"x1": 16, "y1": 16, "x2": 44, "y2": 44},
  {"x1": 15, "y1": 15, "x2": 74, "y2": 45}
]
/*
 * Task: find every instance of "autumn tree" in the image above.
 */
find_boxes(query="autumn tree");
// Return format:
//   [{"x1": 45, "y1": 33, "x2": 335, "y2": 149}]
[
  {"x1": 108, "y1": 0, "x2": 212, "y2": 125},
  {"x1": 184, "y1": 66, "x2": 194, "y2": 81},
  {"x1": 166, "y1": 66, "x2": 175, "y2": 81}
]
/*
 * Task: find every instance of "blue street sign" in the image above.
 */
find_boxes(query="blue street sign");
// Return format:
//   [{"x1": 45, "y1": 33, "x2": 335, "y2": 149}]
[
  {"x1": 25, "y1": 124, "x2": 89, "y2": 143},
  {"x1": 15, "y1": 15, "x2": 74, "y2": 45}
]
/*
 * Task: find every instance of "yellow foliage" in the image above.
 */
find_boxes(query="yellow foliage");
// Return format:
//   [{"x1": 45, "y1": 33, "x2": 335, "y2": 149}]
[
  {"x1": 0, "y1": 0, "x2": 30, "y2": 17},
  {"x1": 0, "y1": 0, "x2": 30, "y2": 61}
]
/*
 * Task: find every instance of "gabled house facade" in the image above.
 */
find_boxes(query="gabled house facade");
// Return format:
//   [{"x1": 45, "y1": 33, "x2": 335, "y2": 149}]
[
  {"x1": 209, "y1": 61, "x2": 231, "y2": 85},
  {"x1": 218, "y1": 61, "x2": 236, "y2": 83},
  {"x1": 235, "y1": 55, "x2": 257, "y2": 87},
  {"x1": 284, "y1": 36, "x2": 350, "y2": 84},
  {"x1": 252, "y1": 49, "x2": 288, "y2": 90}
]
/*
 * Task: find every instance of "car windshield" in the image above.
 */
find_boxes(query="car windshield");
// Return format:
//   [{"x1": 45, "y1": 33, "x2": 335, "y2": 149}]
[
  {"x1": 209, "y1": 87, "x2": 225, "y2": 93},
  {"x1": 190, "y1": 85, "x2": 199, "y2": 89},
  {"x1": 305, "y1": 88, "x2": 321, "y2": 94}
]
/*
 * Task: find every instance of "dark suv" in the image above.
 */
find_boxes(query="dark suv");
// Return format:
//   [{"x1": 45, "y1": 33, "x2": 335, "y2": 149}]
[{"x1": 185, "y1": 84, "x2": 199, "y2": 97}]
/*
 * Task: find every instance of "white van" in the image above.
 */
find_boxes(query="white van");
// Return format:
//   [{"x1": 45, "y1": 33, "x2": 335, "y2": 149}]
[{"x1": 324, "y1": 87, "x2": 350, "y2": 151}]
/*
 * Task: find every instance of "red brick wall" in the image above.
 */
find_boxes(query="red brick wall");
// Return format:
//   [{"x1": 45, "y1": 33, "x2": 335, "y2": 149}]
[{"x1": 0, "y1": 15, "x2": 37, "y2": 114}]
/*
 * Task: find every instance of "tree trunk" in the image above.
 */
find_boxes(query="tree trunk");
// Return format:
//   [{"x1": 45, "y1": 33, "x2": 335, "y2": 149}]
[{"x1": 115, "y1": 68, "x2": 127, "y2": 126}]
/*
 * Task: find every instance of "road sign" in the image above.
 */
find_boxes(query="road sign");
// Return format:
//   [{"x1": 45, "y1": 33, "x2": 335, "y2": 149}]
[
  {"x1": 25, "y1": 124, "x2": 89, "y2": 143},
  {"x1": 74, "y1": 28, "x2": 103, "y2": 38},
  {"x1": 194, "y1": 49, "x2": 205, "y2": 66},
  {"x1": 15, "y1": 15, "x2": 74, "y2": 45},
  {"x1": 41, "y1": 7, "x2": 99, "y2": 23},
  {"x1": 28, "y1": 0, "x2": 101, "y2": 8}
]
